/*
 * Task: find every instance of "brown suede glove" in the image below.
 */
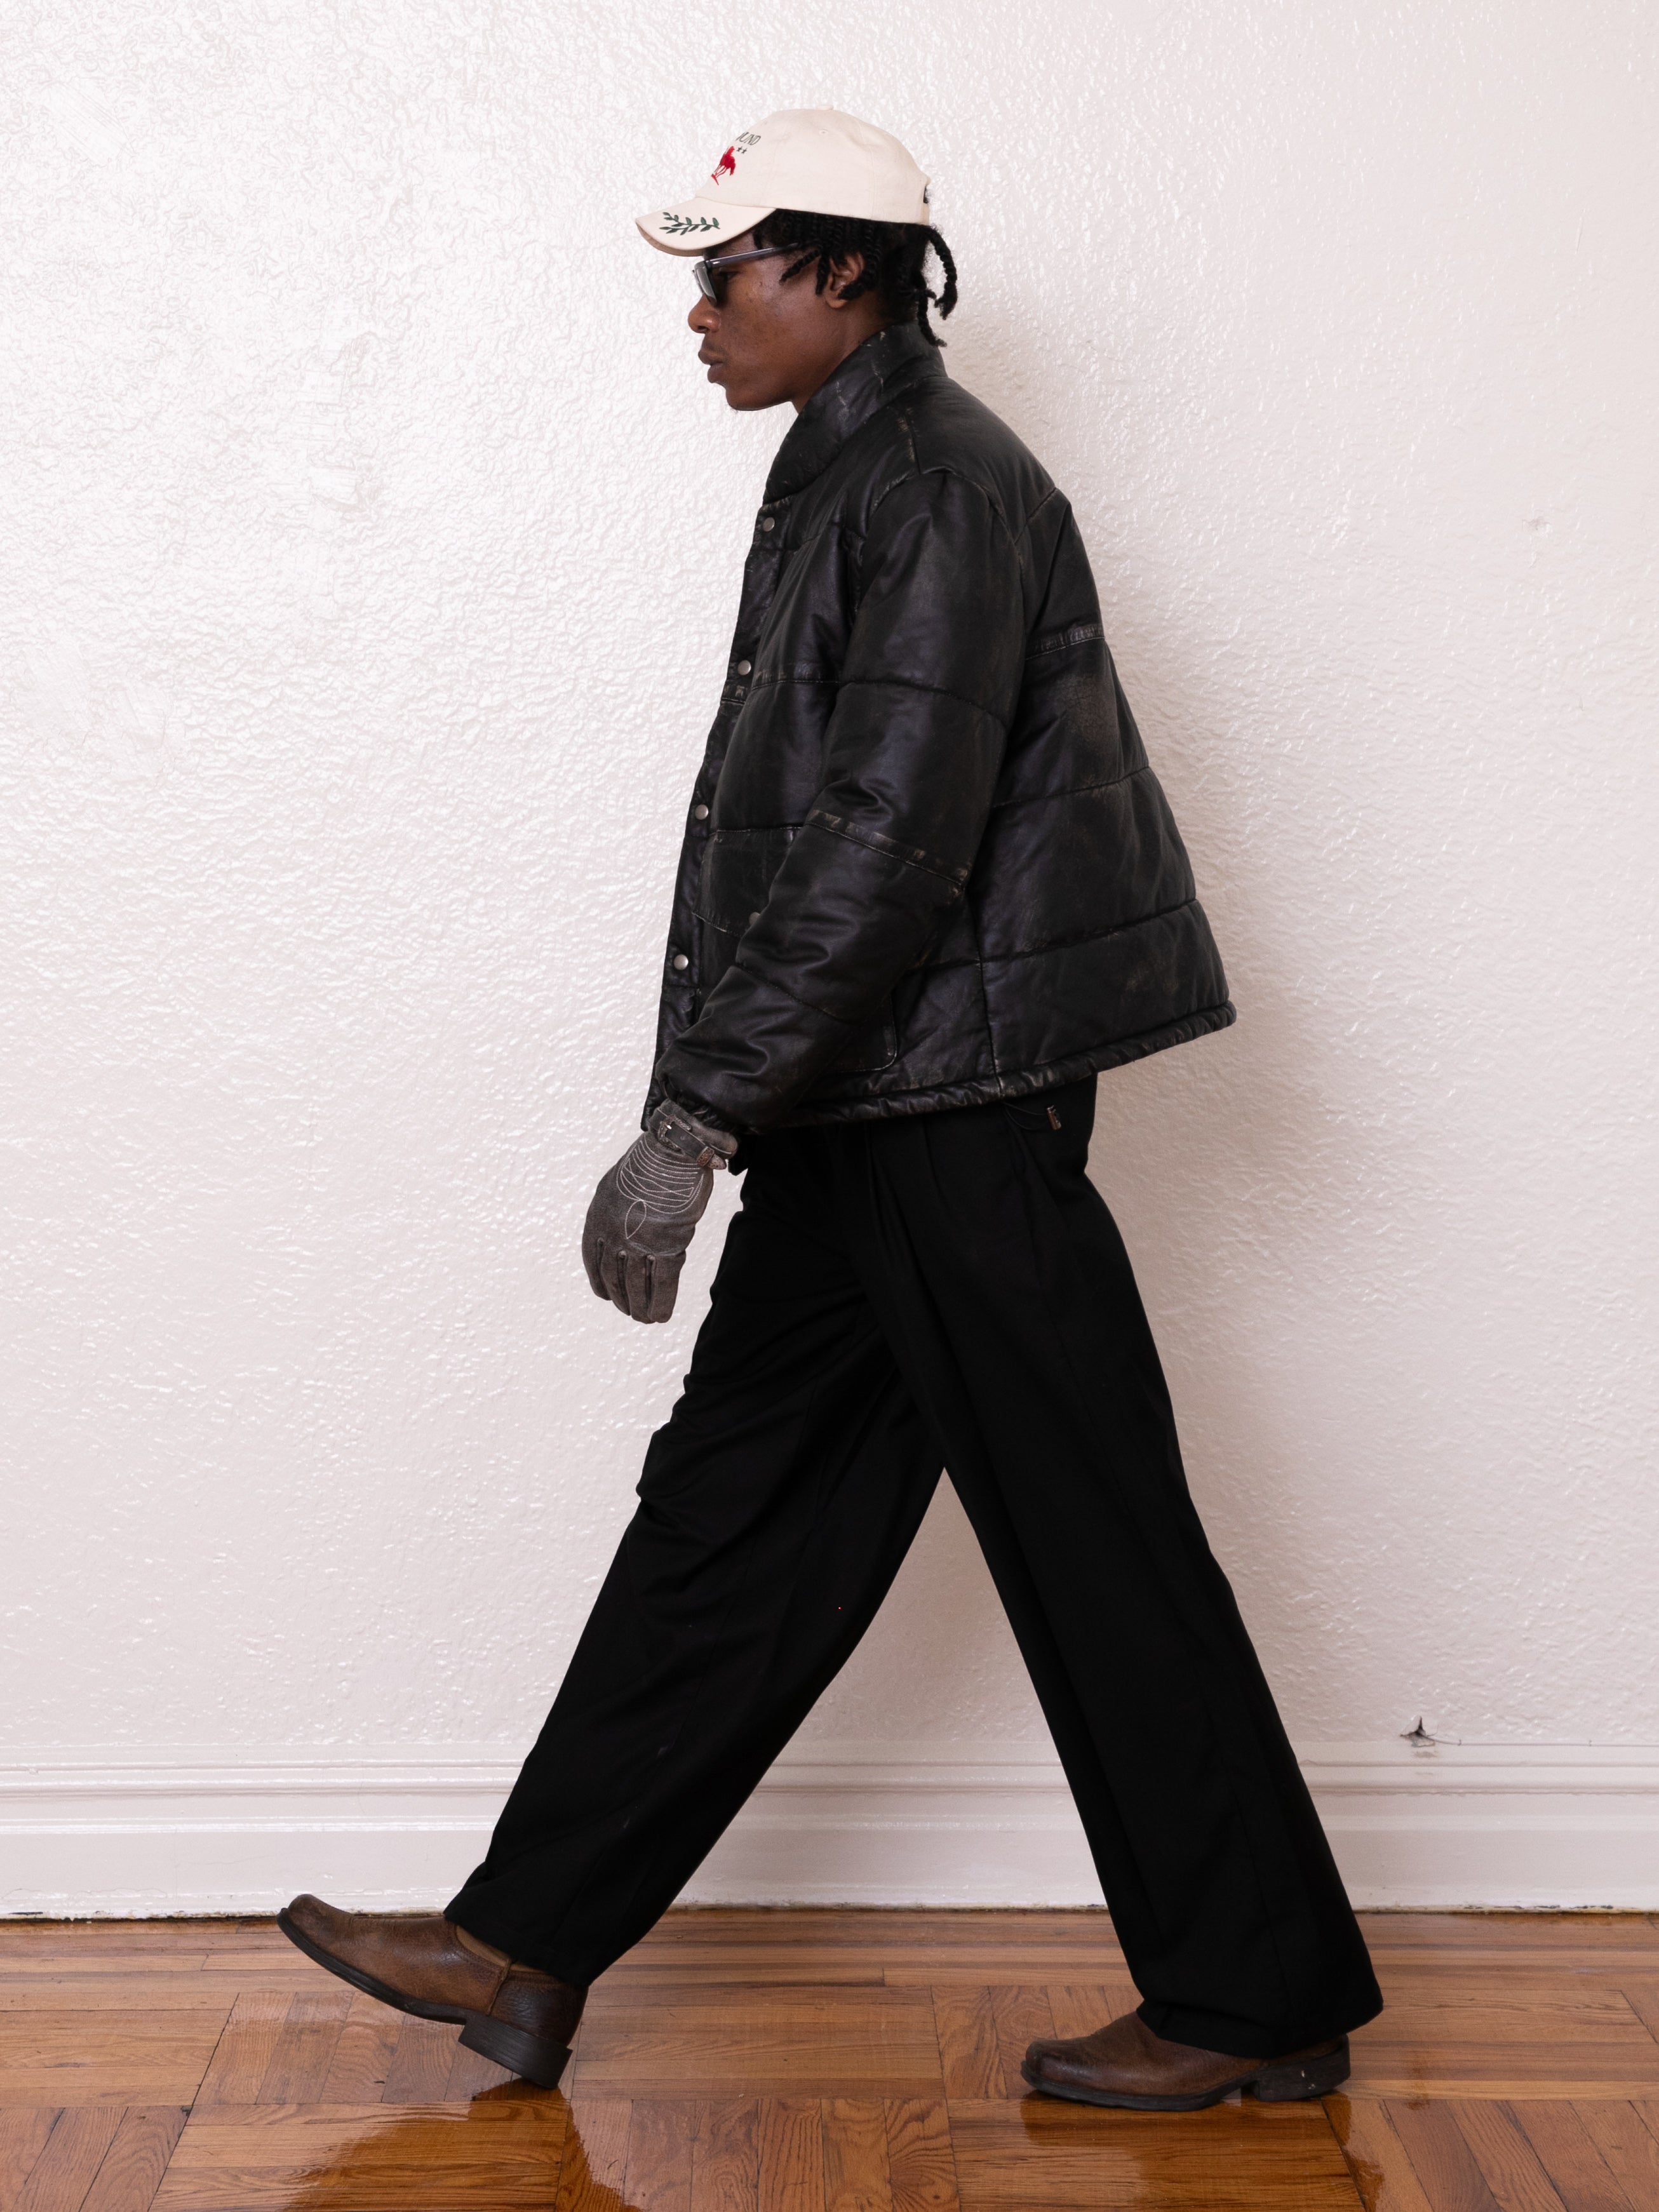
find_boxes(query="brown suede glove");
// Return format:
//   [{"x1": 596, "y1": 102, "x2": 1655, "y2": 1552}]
[{"x1": 581, "y1": 1101, "x2": 738, "y2": 1324}]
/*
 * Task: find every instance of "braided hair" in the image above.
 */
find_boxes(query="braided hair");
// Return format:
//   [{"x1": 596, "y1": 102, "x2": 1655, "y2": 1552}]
[{"x1": 750, "y1": 209, "x2": 959, "y2": 346}]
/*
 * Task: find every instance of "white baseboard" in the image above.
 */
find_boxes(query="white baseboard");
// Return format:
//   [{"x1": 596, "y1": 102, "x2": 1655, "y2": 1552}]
[
  {"x1": 3, "y1": 1740, "x2": 1656, "y2": 1919},
  {"x1": 1296, "y1": 1741, "x2": 1659, "y2": 1910}
]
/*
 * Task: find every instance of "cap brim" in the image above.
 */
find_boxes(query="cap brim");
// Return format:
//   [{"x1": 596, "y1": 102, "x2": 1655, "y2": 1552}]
[{"x1": 635, "y1": 196, "x2": 774, "y2": 255}]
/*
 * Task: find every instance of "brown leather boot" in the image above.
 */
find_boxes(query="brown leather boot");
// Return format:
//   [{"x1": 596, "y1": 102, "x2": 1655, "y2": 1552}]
[
  {"x1": 278, "y1": 1894, "x2": 584, "y2": 2089},
  {"x1": 1021, "y1": 2009, "x2": 1349, "y2": 2111}
]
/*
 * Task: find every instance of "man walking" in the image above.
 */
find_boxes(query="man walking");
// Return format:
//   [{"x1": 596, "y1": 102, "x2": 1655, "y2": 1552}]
[{"x1": 280, "y1": 108, "x2": 1381, "y2": 2110}]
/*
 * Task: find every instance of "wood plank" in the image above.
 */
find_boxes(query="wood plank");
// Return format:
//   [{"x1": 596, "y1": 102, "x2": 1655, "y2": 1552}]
[
  {"x1": 0, "y1": 1938, "x2": 292, "y2": 1963},
  {"x1": 1369, "y1": 1969, "x2": 1641, "y2": 2000},
  {"x1": 619, "y1": 1915, "x2": 896, "y2": 1948},
  {"x1": 553, "y1": 2097, "x2": 630, "y2": 2211},
  {"x1": 1368, "y1": 1963, "x2": 1639, "y2": 1987},
  {"x1": 1371, "y1": 1957, "x2": 1659, "y2": 1983},
  {"x1": 0, "y1": 1973, "x2": 221, "y2": 2008},
  {"x1": 1328, "y1": 2098, "x2": 1438, "y2": 2212},
  {"x1": 0, "y1": 1964, "x2": 219, "y2": 1997},
  {"x1": 634, "y1": 1911, "x2": 1119, "y2": 1954},
  {"x1": 878, "y1": 1942, "x2": 1129, "y2": 1968},
  {"x1": 16, "y1": 2105, "x2": 124, "y2": 2212},
  {"x1": 0, "y1": 2109, "x2": 59, "y2": 2205},
  {"x1": 1508, "y1": 2102, "x2": 1638, "y2": 2212},
  {"x1": 883, "y1": 1965, "x2": 1129, "y2": 1990},
  {"x1": 1576, "y1": 2101, "x2": 1659, "y2": 2204},
  {"x1": 1386, "y1": 2100, "x2": 1507, "y2": 2209},
  {"x1": 1371, "y1": 1957, "x2": 1659, "y2": 1980},
  {"x1": 0, "y1": 1925, "x2": 232, "y2": 1954},
  {"x1": 154, "y1": 2100, "x2": 570, "y2": 2209},
  {"x1": 0, "y1": 2013, "x2": 228, "y2": 2107},
  {"x1": 757, "y1": 2098, "x2": 824, "y2": 2212},
  {"x1": 1040, "y1": 1982, "x2": 1138, "y2": 2041},
  {"x1": 821, "y1": 2098, "x2": 890, "y2": 2212},
  {"x1": 622, "y1": 2098, "x2": 697, "y2": 2211},
  {"x1": 1346, "y1": 2039, "x2": 1659, "y2": 2101},
  {"x1": 1449, "y1": 2103, "x2": 1569, "y2": 2211},
  {"x1": 621, "y1": 1910, "x2": 1127, "y2": 1986},
  {"x1": 883, "y1": 2099, "x2": 957, "y2": 2212},
  {"x1": 184, "y1": 1954, "x2": 327, "y2": 1982},
  {"x1": 929, "y1": 1990, "x2": 1002, "y2": 2101},
  {"x1": 1359, "y1": 1999, "x2": 1655, "y2": 2045},
  {"x1": 1380, "y1": 1964, "x2": 1659, "y2": 1981},
  {"x1": 690, "y1": 2097, "x2": 759, "y2": 2212},
  {"x1": 1361, "y1": 1918, "x2": 1659, "y2": 1954},
  {"x1": 316, "y1": 1994, "x2": 401, "y2": 2104},
  {"x1": 80, "y1": 2106, "x2": 189, "y2": 2212},
  {"x1": 948, "y1": 2095, "x2": 1360, "y2": 2209},
  {"x1": 608, "y1": 1964, "x2": 884, "y2": 1990},
  {"x1": 255, "y1": 1990, "x2": 352, "y2": 2104},
  {"x1": 882, "y1": 1936, "x2": 1129, "y2": 1989},
  {"x1": 1341, "y1": 1974, "x2": 1659, "y2": 2103},
  {"x1": 191, "y1": 1993, "x2": 290, "y2": 2109},
  {"x1": 0, "y1": 1971, "x2": 326, "y2": 2015},
  {"x1": 988, "y1": 1988, "x2": 1053, "y2": 2096},
  {"x1": 380, "y1": 2016, "x2": 462, "y2": 2105},
  {"x1": 441, "y1": 2035, "x2": 515, "y2": 2101},
  {"x1": 1621, "y1": 1981, "x2": 1659, "y2": 2043},
  {"x1": 617, "y1": 1963, "x2": 1122, "y2": 1990},
  {"x1": 574, "y1": 1987, "x2": 941, "y2": 2100}
]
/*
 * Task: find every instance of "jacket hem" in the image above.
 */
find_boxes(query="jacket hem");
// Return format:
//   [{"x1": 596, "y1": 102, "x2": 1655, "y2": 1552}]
[{"x1": 772, "y1": 1000, "x2": 1238, "y2": 1127}]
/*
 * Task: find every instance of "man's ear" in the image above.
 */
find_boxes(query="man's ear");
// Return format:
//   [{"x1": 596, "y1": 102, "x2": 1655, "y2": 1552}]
[{"x1": 823, "y1": 251, "x2": 867, "y2": 307}]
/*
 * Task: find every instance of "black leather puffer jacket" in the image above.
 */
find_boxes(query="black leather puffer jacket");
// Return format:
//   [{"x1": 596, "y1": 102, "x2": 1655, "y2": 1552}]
[{"x1": 645, "y1": 321, "x2": 1234, "y2": 1134}]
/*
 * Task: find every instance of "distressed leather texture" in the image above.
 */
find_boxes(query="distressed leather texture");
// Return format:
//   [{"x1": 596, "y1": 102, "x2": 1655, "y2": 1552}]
[
  {"x1": 281, "y1": 1894, "x2": 586, "y2": 2040},
  {"x1": 1022, "y1": 2010, "x2": 1347, "y2": 2105},
  {"x1": 646, "y1": 321, "x2": 1235, "y2": 1134}
]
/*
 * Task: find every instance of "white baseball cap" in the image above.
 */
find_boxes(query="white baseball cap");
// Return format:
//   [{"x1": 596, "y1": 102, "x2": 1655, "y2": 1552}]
[{"x1": 636, "y1": 108, "x2": 931, "y2": 257}]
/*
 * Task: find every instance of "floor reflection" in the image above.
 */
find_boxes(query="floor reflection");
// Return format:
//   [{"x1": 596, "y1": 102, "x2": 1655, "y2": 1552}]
[
  {"x1": 1010, "y1": 2081, "x2": 1362, "y2": 2207},
  {"x1": 281, "y1": 2080, "x2": 636, "y2": 2211}
]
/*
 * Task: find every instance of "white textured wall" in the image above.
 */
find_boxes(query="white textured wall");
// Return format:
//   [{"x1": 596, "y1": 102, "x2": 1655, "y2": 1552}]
[{"x1": 4, "y1": 1, "x2": 1657, "y2": 1909}]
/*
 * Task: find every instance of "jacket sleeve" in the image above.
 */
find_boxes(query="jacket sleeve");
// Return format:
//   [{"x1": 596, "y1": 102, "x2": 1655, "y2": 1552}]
[{"x1": 652, "y1": 467, "x2": 1029, "y2": 1132}]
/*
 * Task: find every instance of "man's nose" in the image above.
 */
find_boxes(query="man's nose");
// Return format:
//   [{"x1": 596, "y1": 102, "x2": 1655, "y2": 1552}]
[{"x1": 688, "y1": 297, "x2": 716, "y2": 336}]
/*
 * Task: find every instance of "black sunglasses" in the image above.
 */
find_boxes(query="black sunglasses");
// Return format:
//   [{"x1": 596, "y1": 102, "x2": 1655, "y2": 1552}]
[{"x1": 693, "y1": 244, "x2": 796, "y2": 305}]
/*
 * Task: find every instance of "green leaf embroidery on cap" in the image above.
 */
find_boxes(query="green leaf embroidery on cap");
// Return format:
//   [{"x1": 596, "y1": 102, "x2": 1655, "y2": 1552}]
[{"x1": 661, "y1": 211, "x2": 721, "y2": 236}]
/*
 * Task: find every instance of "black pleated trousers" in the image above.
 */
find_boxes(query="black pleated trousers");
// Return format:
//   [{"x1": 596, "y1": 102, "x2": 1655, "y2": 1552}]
[{"x1": 448, "y1": 1076, "x2": 1381, "y2": 2058}]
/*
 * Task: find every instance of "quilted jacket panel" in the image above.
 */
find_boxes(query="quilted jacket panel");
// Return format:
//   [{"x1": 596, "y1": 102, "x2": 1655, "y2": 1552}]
[{"x1": 645, "y1": 321, "x2": 1234, "y2": 1133}]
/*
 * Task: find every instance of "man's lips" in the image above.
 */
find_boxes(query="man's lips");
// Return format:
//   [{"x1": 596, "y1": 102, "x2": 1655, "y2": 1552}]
[{"x1": 699, "y1": 349, "x2": 726, "y2": 381}]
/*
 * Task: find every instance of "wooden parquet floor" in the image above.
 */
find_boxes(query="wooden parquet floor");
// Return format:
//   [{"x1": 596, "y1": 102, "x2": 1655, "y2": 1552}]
[{"x1": 3, "y1": 1910, "x2": 1658, "y2": 2209}]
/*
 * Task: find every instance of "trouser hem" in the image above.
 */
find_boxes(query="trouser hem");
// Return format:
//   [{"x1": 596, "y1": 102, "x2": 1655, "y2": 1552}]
[
  {"x1": 443, "y1": 1901, "x2": 591, "y2": 1992},
  {"x1": 1136, "y1": 1992, "x2": 1383, "y2": 2060}
]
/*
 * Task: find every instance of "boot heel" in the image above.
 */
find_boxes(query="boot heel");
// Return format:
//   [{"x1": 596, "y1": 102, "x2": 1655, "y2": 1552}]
[
  {"x1": 1247, "y1": 2035, "x2": 1350, "y2": 2102},
  {"x1": 459, "y1": 2013, "x2": 572, "y2": 2089}
]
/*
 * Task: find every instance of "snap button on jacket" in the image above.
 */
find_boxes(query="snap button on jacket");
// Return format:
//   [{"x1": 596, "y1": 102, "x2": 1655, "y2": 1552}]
[{"x1": 646, "y1": 321, "x2": 1235, "y2": 1135}]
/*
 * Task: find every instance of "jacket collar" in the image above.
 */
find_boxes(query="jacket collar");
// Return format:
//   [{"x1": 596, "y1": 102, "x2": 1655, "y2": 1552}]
[{"x1": 763, "y1": 321, "x2": 946, "y2": 506}]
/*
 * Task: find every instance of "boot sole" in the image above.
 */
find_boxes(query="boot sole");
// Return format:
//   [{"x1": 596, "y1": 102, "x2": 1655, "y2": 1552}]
[
  {"x1": 276, "y1": 1908, "x2": 572, "y2": 2089},
  {"x1": 1019, "y1": 2035, "x2": 1350, "y2": 2112}
]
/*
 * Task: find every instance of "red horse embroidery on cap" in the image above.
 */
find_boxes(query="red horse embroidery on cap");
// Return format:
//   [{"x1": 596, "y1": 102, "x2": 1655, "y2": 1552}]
[{"x1": 711, "y1": 146, "x2": 737, "y2": 183}]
